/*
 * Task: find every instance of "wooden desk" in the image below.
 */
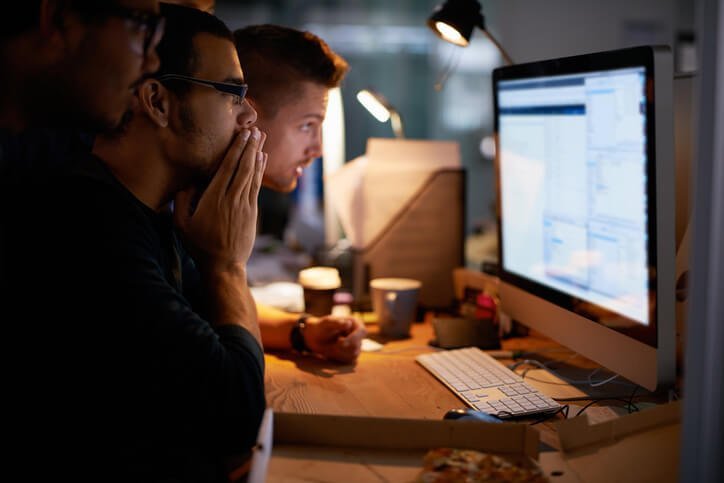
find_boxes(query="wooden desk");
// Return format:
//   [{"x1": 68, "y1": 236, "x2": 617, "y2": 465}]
[
  {"x1": 264, "y1": 318, "x2": 655, "y2": 450},
  {"x1": 265, "y1": 320, "x2": 459, "y2": 419}
]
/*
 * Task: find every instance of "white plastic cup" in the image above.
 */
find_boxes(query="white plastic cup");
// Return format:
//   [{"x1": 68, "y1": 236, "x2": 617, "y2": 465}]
[{"x1": 370, "y1": 278, "x2": 422, "y2": 339}]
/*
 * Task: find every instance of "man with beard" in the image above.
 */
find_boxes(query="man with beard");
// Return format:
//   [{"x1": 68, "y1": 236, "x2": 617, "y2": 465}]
[
  {"x1": 234, "y1": 25, "x2": 367, "y2": 364},
  {"x1": 35, "y1": 4, "x2": 266, "y2": 481},
  {"x1": 1, "y1": 1, "x2": 164, "y2": 479},
  {"x1": 163, "y1": 2, "x2": 366, "y2": 365},
  {"x1": 1, "y1": 0, "x2": 164, "y2": 290}
]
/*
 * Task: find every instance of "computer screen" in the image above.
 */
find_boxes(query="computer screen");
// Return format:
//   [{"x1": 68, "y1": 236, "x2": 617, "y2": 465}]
[{"x1": 493, "y1": 46, "x2": 675, "y2": 391}]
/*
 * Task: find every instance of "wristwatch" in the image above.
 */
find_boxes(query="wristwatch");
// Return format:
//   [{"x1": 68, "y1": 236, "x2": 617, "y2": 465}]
[{"x1": 290, "y1": 313, "x2": 311, "y2": 353}]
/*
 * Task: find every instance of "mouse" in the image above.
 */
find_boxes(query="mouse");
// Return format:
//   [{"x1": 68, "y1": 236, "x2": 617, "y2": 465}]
[{"x1": 443, "y1": 408, "x2": 504, "y2": 423}]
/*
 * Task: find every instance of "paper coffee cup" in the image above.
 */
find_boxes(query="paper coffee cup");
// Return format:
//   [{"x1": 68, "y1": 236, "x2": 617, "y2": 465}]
[{"x1": 298, "y1": 267, "x2": 341, "y2": 316}]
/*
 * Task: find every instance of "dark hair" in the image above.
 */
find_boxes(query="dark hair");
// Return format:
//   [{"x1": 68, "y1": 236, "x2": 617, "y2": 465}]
[
  {"x1": 0, "y1": 1, "x2": 120, "y2": 40},
  {"x1": 106, "y1": 3, "x2": 233, "y2": 135},
  {"x1": 154, "y1": 3, "x2": 233, "y2": 97},
  {"x1": 233, "y1": 24, "x2": 349, "y2": 117}
]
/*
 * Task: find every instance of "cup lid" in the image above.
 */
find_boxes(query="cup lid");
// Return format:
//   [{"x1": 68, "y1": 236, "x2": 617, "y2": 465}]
[
  {"x1": 298, "y1": 266, "x2": 341, "y2": 290},
  {"x1": 369, "y1": 278, "x2": 422, "y2": 290}
]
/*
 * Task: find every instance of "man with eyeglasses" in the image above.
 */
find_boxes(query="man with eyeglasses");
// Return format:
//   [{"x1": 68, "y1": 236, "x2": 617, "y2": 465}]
[
  {"x1": 1, "y1": 0, "x2": 165, "y2": 478},
  {"x1": 0, "y1": 1, "x2": 163, "y2": 135},
  {"x1": 6, "y1": 4, "x2": 266, "y2": 482},
  {"x1": 1, "y1": 1, "x2": 164, "y2": 287},
  {"x1": 159, "y1": 1, "x2": 366, "y2": 366}
]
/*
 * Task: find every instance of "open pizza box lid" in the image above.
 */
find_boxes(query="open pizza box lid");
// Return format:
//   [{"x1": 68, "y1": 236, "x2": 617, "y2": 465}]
[
  {"x1": 246, "y1": 409, "x2": 578, "y2": 482},
  {"x1": 544, "y1": 400, "x2": 682, "y2": 483}
]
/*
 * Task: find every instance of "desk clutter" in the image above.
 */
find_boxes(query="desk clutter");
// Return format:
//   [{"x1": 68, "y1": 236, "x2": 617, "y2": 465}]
[
  {"x1": 247, "y1": 401, "x2": 681, "y2": 482},
  {"x1": 255, "y1": 411, "x2": 547, "y2": 482}
]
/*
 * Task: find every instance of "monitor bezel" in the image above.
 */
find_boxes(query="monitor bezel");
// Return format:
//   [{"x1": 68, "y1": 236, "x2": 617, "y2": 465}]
[{"x1": 493, "y1": 46, "x2": 664, "y2": 349}]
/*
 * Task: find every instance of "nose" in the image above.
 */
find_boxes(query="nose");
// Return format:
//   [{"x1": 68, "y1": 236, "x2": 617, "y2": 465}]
[
  {"x1": 238, "y1": 99, "x2": 257, "y2": 129},
  {"x1": 303, "y1": 128, "x2": 323, "y2": 159}
]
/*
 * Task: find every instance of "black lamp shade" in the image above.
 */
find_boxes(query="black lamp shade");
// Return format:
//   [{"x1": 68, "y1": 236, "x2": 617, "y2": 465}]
[{"x1": 427, "y1": 0, "x2": 485, "y2": 46}]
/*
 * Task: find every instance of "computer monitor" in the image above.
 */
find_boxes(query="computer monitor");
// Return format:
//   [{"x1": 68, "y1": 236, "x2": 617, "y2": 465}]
[{"x1": 493, "y1": 45, "x2": 675, "y2": 392}]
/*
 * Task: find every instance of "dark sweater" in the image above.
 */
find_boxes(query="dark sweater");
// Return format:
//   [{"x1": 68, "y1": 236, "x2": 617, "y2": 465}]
[{"x1": 3, "y1": 151, "x2": 265, "y2": 482}]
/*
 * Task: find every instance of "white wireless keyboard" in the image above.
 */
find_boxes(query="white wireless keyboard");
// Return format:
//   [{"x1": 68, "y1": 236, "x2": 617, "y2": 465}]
[{"x1": 416, "y1": 347, "x2": 561, "y2": 418}]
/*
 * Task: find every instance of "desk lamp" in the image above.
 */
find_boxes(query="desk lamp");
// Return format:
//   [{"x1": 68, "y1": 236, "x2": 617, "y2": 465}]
[
  {"x1": 356, "y1": 88, "x2": 405, "y2": 138},
  {"x1": 427, "y1": 0, "x2": 513, "y2": 65}
]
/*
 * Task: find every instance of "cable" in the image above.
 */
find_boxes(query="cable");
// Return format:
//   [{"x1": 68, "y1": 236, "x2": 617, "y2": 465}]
[
  {"x1": 434, "y1": 44, "x2": 463, "y2": 91},
  {"x1": 573, "y1": 391, "x2": 641, "y2": 418},
  {"x1": 627, "y1": 385, "x2": 639, "y2": 410},
  {"x1": 588, "y1": 367, "x2": 619, "y2": 387},
  {"x1": 509, "y1": 359, "x2": 634, "y2": 388},
  {"x1": 530, "y1": 404, "x2": 569, "y2": 426},
  {"x1": 553, "y1": 394, "x2": 646, "y2": 402}
]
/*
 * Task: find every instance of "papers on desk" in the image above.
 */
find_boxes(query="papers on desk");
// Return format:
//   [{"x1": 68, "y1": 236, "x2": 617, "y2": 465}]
[
  {"x1": 326, "y1": 138, "x2": 460, "y2": 249},
  {"x1": 250, "y1": 282, "x2": 304, "y2": 313}
]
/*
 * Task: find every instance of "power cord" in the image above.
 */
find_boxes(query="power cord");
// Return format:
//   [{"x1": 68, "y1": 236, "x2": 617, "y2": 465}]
[
  {"x1": 530, "y1": 404, "x2": 570, "y2": 426},
  {"x1": 572, "y1": 385, "x2": 641, "y2": 417},
  {"x1": 509, "y1": 359, "x2": 635, "y2": 388},
  {"x1": 434, "y1": 43, "x2": 463, "y2": 91},
  {"x1": 587, "y1": 367, "x2": 620, "y2": 387}
]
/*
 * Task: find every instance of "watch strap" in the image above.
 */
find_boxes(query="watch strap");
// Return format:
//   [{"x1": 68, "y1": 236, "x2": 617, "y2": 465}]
[{"x1": 290, "y1": 313, "x2": 311, "y2": 353}]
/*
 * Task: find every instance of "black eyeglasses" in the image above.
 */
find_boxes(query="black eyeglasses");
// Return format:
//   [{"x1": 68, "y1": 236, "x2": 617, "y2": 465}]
[
  {"x1": 84, "y1": 5, "x2": 165, "y2": 56},
  {"x1": 157, "y1": 74, "x2": 249, "y2": 105}
]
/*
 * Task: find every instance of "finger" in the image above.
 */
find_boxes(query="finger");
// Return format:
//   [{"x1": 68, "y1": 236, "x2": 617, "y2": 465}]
[
  {"x1": 258, "y1": 131, "x2": 267, "y2": 152},
  {"x1": 338, "y1": 318, "x2": 356, "y2": 336},
  {"x1": 229, "y1": 127, "x2": 261, "y2": 201},
  {"x1": 207, "y1": 129, "x2": 250, "y2": 198},
  {"x1": 332, "y1": 340, "x2": 361, "y2": 364},
  {"x1": 343, "y1": 324, "x2": 367, "y2": 345},
  {"x1": 248, "y1": 151, "x2": 266, "y2": 206}
]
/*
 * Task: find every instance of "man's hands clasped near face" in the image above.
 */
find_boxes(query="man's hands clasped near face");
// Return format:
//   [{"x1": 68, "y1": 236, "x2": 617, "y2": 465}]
[
  {"x1": 302, "y1": 316, "x2": 367, "y2": 364},
  {"x1": 174, "y1": 127, "x2": 267, "y2": 274}
]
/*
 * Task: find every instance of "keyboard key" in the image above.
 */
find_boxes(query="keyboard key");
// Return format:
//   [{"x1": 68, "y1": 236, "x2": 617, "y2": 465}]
[{"x1": 475, "y1": 402, "x2": 494, "y2": 412}]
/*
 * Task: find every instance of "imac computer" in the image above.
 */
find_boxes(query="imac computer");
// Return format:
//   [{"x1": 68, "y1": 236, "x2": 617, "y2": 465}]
[{"x1": 493, "y1": 45, "x2": 676, "y2": 392}]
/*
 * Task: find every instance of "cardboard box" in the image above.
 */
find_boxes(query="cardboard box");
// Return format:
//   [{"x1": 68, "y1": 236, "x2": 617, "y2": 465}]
[
  {"x1": 248, "y1": 411, "x2": 579, "y2": 482},
  {"x1": 549, "y1": 400, "x2": 681, "y2": 483},
  {"x1": 247, "y1": 402, "x2": 680, "y2": 482}
]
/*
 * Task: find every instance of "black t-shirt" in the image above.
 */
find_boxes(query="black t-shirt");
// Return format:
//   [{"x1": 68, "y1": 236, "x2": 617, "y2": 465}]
[{"x1": 4, "y1": 150, "x2": 266, "y2": 482}]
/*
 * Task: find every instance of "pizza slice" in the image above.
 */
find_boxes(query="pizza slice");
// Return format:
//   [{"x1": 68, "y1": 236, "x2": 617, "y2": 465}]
[{"x1": 416, "y1": 447, "x2": 549, "y2": 483}]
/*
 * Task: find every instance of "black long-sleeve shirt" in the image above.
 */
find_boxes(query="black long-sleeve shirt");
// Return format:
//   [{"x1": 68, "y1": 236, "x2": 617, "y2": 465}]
[{"x1": 3, "y1": 150, "x2": 266, "y2": 482}]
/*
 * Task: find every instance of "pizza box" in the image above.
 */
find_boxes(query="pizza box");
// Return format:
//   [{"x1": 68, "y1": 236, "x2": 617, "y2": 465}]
[
  {"x1": 244, "y1": 410, "x2": 579, "y2": 482},
  {"x1": 545, "y1": 400, "x2": 682, "y2": 483}
]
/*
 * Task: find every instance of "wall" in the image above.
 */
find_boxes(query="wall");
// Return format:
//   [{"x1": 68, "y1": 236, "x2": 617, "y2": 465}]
[{"x1": 215, "y1": 0, "x2": 693, "y2": 259}]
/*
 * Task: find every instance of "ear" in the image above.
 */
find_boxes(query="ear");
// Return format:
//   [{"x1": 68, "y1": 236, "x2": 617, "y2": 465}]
[{"x1": 137, "y1": 80, "x2": 170, "y2": 128}]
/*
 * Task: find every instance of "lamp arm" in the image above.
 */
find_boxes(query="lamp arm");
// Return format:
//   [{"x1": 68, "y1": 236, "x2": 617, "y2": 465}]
[
  {"x1": 479, "y1": 22, "x2": 514, "y2": 65},
  {"x1": 390, "y1": 110, "x2": 405, "y2": 138}
]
